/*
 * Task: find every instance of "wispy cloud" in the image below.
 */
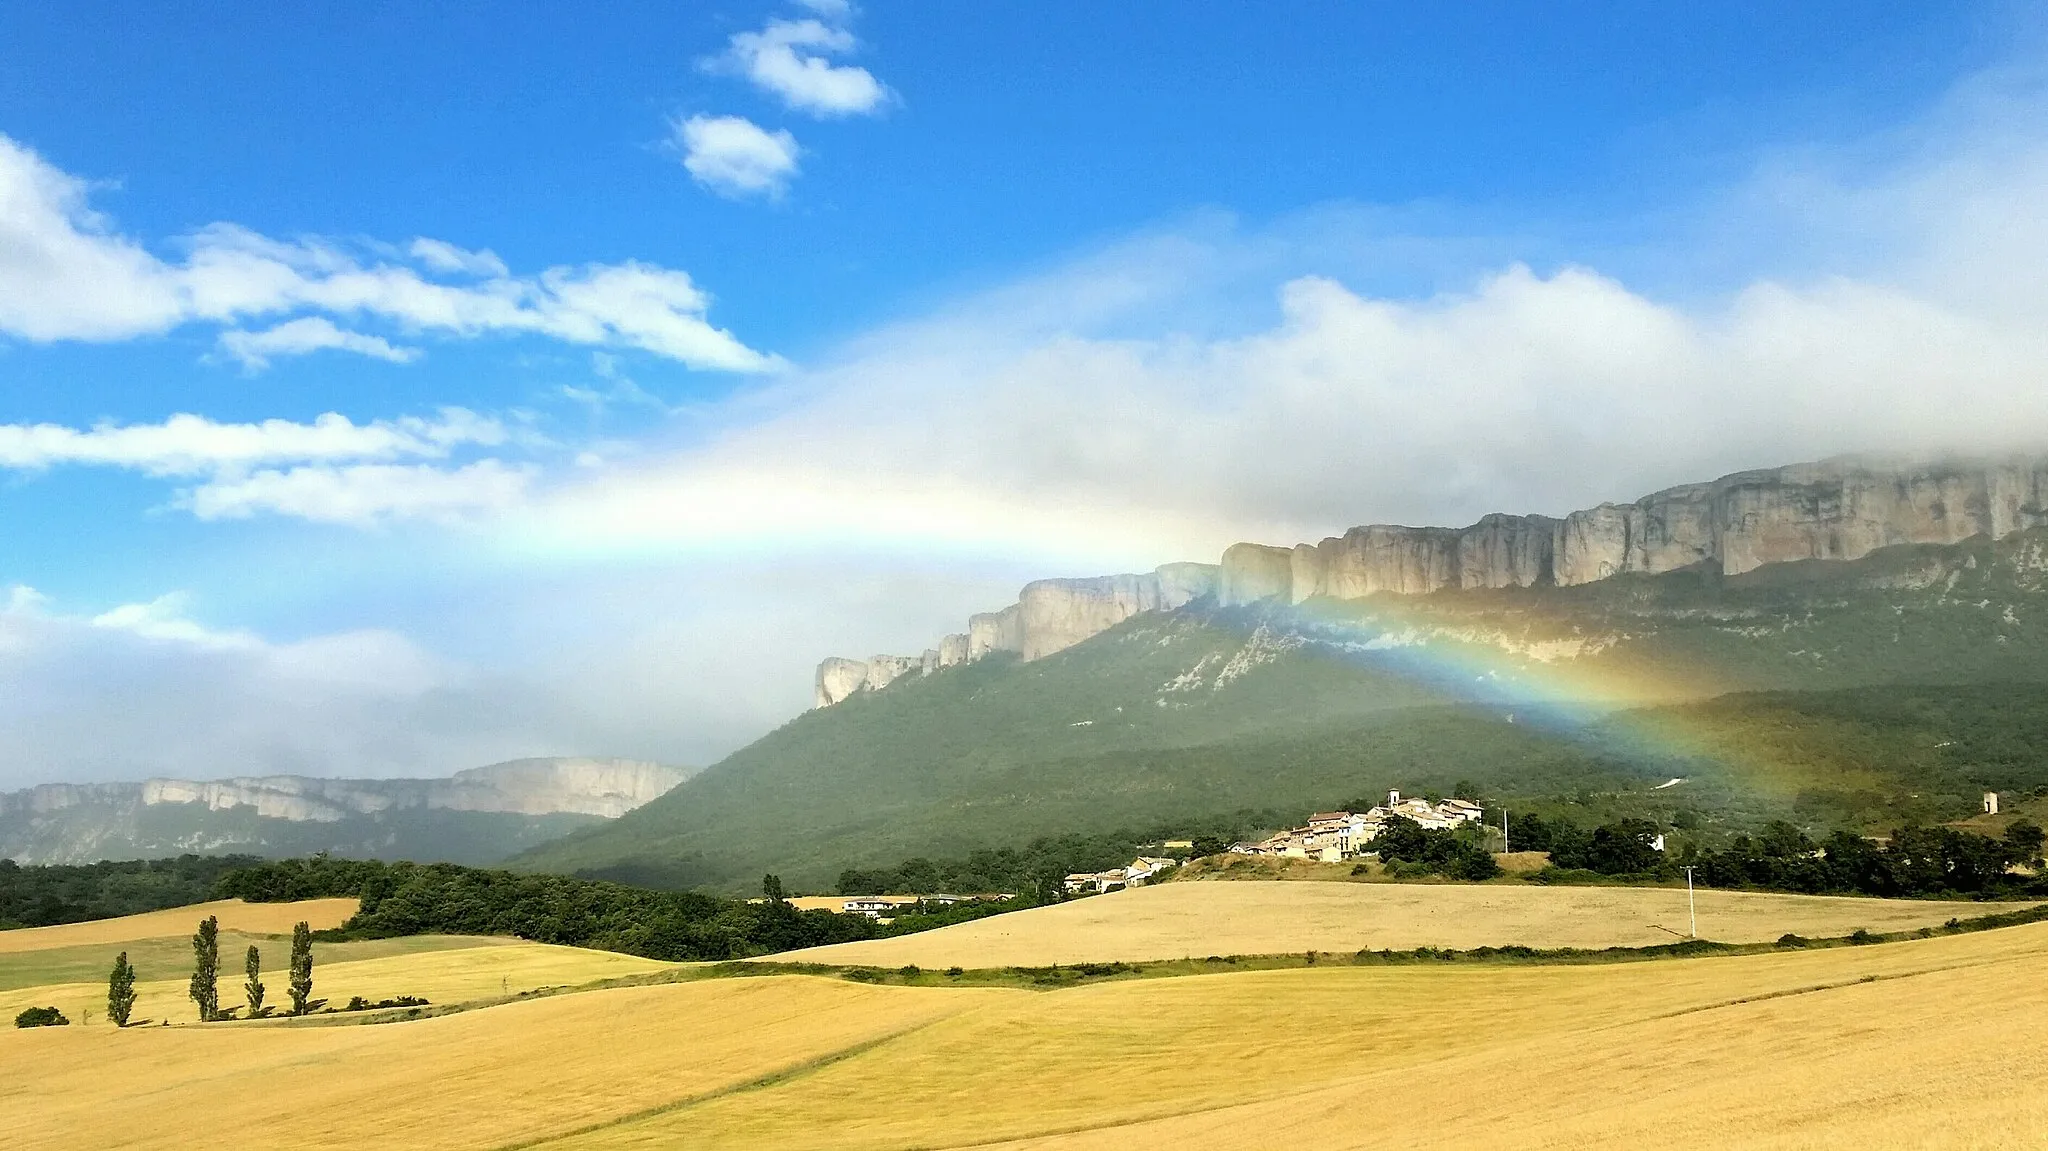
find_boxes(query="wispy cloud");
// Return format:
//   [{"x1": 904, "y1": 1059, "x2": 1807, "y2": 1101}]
[
  {"x1": 673, "y1": 114, "x2": 802, "y2": 198},
  {"x1": 0, "y1": 134, "x2": 780, "y2": 372},
  {"x1": 186, "y1": 460, "x2": 537, "y2": 525},
  {"x1": 707, "y1": 17, "x2": 891, "y2": 119},
  {"x1": 0, "y1": 409, "x2": 503, "y2": 475},
  {"x1": 217, "y1": 316, "x2": 421, "y2": 371},
  {"x1": 0, "y1": 409, "x2": 526, "y2": 526}
]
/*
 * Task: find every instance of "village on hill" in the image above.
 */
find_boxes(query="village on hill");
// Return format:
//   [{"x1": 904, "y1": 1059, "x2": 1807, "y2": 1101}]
[{"x1": 1229, "y1": 790, "x2": 1488, "y2": 863}]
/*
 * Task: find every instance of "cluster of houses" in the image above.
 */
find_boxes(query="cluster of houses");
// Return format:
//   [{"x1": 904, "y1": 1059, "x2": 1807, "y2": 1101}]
[
  {"x1": 1230, "y1": 790, "x2": 1487, "y2": 863},
  {"x1": 831, "y1": 893, "x2": 999, "y2": 920},
  {"x1": 1063, "y1": 855, "x2": 1181, "y2": 895}
]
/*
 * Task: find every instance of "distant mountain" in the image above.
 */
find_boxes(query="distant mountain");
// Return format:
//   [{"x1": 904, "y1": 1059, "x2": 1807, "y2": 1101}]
[
  {"x1": 0, "y1": 758, "x2": 697, "y2": 866},
  {"x1": 518, "y1": 511, "x2": 2048, "y2": 895}
]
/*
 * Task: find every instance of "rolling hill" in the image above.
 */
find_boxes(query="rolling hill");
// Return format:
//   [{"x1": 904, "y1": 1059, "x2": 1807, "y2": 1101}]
[
  {"x1": 12, "y1": 909, "x2": 2048, "y2": 1149},
  {"x1": 518, "y1": 530, "x2": 2048, "y2": 893}
]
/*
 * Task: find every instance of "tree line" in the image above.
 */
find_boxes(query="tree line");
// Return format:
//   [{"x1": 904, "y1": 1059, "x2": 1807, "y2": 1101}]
[
  {"x1": 1508, "y1": 812, "x2": 2047, "y2": 897},
  {"x1": 216, "y1": 857, "x2": 877, "y2": 961},
  {"x1": 0, "y1": 855, "x2": 262, "y2": 929},
  {"x1": 835, "y1": 820, "x2": 1281, "y2": 900}
]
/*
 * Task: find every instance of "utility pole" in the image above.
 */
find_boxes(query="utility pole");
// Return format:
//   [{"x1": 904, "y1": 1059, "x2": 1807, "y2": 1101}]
[
  {"x1": 1683, "y1": 866, "x2": 1697, "y2": 939},
  {"x1": 1502, "y1": 809, "x2": 1510, "y2": 854}
]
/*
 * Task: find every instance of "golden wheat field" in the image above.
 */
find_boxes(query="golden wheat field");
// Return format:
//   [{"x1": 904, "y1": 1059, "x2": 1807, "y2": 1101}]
[
  {"x1": 7, "y1": 915, "x2": 2048, "y2": 1149},
  {"x1": 0, "y1": 898, "x2": 359, "y2": 953},
  {"x1": 0, "y1": 898, "x2": 669, "y2": 1026},
  {"x1": 762, "y1": 878, "x2": 2004, "y2": 968},
  {"x1": 0, "y1": 936, "x2": 670, "y2": 1026}
]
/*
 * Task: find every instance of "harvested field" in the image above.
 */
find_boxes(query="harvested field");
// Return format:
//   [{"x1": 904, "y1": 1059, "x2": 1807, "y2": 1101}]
[
  {"x1": 0, "y1": 938, "x2": 665, "y2": 1026},
  {"x1": 0, "y1": 931, "x2": 512, "y2": 992},
  {"x1": 560, "y1": 921, "x2": 2048, "y2": 1151},
  {"x1": 0, "y1": 898, "x2": 358, "y2": 953},
  {"x1": 1, "y1": 975, "x2": 1016, "y2": 1151},
  {"x1": 8, "y1": 920, "x2": 2048, "y2": 1148},
  {"x1": 759, "y1": 879, "x2": 2004, "y2": 968}
]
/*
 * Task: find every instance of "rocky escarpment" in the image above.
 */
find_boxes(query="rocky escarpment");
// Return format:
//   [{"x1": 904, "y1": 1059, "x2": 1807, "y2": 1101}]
[
  {"x1": 2, "y1": 757, "x2": 694, "y2": 824},
  {"x1": 1223, "y1": 456, "x2": 2048, "y2": 603},
  {"x1": 812, "y1": 455, "x2": 2048, "y2": 707},
  {"x1": 814, "y1": 563, "x2": 1221, "y2": 707}
]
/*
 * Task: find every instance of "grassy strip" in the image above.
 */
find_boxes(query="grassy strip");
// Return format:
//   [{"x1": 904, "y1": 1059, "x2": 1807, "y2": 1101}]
[
  {"x1": 731, "y1": 898, "x2": 2048, "y2": 990},
  {"x1": 219, "y1": 897, "x2": 2048, "y2": 1028}
]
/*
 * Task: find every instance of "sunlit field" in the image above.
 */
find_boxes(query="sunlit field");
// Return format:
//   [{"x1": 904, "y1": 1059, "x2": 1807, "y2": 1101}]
[
  {"x1": 0, "y1": 936, "x2": 667, "y2": 1027},
  {"x1": 7, "y1": 916, "x2": 2047, "y2": 1149},
  {"x1": 1, "y1": 975, "x2": 1017, "y2": 1151},
  {"x1": 0, "y1": 897, "x2": 667, "y2": 1026},
  {"x1": 762, "y1": 879, "x2": 2006, "y2": 968},
  {"x1": 0, "y1": 898, "x2": 358, "y2": 953}
]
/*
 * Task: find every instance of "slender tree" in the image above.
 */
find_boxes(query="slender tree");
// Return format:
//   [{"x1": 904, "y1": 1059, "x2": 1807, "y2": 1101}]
[
  {"x1": 244, "y1": 945, "x2": 265, "y2": 1015},
  {"x1": 107, "y1": 951, "x2": 137, "y2": 1028},
  {"x1": 762, "y1": 873, "x2": 787, "y2": 904},
  {"x1": 287, "y1": 921, "x2": 314, "y2": 1016},
  {"x1": 188, "y1": 915, "x2": 220, "y2": 1022}
]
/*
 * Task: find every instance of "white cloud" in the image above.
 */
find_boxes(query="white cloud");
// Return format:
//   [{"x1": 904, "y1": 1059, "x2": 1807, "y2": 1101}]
[
  {"x1": 0, "y1": 408, "x2": 527, "y2": 526},
  {"x1": 710, "y1": 18, "x2": 890, "y2": 118},
  {"x1": 0, "y1": 589, "x2": 574, "y2": 787},
  {"x1": 407, "y1": 237, "x2": 509, "y2": 278},
  {"x1": 674, "y1": 115, "x2": 802, "y2": 199},
  {"x1": 0, "y1": 133, "x2": 778, "y2": 372},
  {"x1": 794, "y1": 0, "x2": 853, "y2": 17},
  {"x1": 0, "y1": 409, "x2": 503, "y2": 476},
  {"x1": 90, "y1": 593, "x2": 262, "y2": 651},
  {"x1": 529, "y1": 65, "x2": 2048, "y2": 571},
  {"x1": 187, "y1": 460, "x2": 537, "y2": 525},
  {"x1": 217, "y1": 316, "x2": 422, "y2": 370}
]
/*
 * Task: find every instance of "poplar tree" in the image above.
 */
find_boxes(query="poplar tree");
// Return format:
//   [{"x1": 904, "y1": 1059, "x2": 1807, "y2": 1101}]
[
  {"x1": 107, "y1": 951, "x2": 137, "y2": 1027},
  {"x1": 287, "y1": 921, "x2": 314, "y2": 1016},
  {"x1": 189, "y1": 915, "x2": 220, "y2": 1022},
  {"x1": 244, "y1": 945, "x2": 265, "y2": 1015}
]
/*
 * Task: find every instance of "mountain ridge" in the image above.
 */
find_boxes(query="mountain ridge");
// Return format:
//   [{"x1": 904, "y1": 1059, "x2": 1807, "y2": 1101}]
[
  {"x1": 816, "y1": 453, "x2": 2048, "y2": 707},
  {"x1": 1, "y1": 757, "x2": 697, "y2": 865},
  {"x1": 522, "y1": 524, "x2": 2048, "y2": 893}
]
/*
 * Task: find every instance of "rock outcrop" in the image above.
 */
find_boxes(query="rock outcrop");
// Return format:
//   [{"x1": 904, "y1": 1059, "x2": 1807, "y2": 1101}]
[
  {"x1": 1222, "y1": 456, "x2": 2048, "y2": 603},
  {"x1": 1, "y1": 758, "x2": 696, "y2": 866},
  {"x1": 815, "y1": 563, "x2": 1221, "y2": 706},
  {"x1": 2, "y1": 758, "x2": 695, "y2": 825},
  {"x1": 812, "y1": 454, "x2": 2048, "y2": 706}
]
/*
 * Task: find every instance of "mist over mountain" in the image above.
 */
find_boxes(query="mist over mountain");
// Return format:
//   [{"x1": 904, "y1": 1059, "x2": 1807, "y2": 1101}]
[{"x1": 1, "y1": 757, "x2": 696, "y2": 866}]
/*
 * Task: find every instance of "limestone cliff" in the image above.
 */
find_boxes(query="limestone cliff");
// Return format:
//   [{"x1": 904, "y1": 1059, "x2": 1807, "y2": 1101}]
[
  {"x1": 815, "y1": 563, "x2": 1221, "y2": 706},
  {"x1": 1224, "y1": 455, "x2": 2048, "y2": 603},
  {"x1": 812, "y1": 454, "x2": 2048, "y2": 706},
  {"x1": 0, "y1": 757, "x2": 698, "y2": 865},
  {"x1": 5, "y1": 758, "x2": 694, "y2": 824}
]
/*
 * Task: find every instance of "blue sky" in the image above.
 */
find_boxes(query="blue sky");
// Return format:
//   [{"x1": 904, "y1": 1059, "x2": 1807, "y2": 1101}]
[{"x1": 0, "y1": 1, "x2": 2044, "y2": 785}]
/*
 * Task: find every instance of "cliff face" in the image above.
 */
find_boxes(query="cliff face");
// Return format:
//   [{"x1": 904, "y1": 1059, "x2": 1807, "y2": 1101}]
[
  {"x1": 5, "y1": 758, "x2": 694, "y2": 825},
  {"x1": 812, "y1": 455, "x2": 2048, "y2": 707},
  {"x1": 816, "y1": 563, "x2": 1221, "y2": 705},
  {"x1": 0, "y1": 757, "x2": 697, "y2": 864},
  {"x1": 1222, "y1": 456, "x2": 2048, "y2": 603}
]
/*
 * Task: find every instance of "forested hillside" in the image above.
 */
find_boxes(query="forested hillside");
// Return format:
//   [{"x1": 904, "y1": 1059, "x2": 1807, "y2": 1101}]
[{"x1": 520, "y1": 532, "x2": 2048, "y2": 893}]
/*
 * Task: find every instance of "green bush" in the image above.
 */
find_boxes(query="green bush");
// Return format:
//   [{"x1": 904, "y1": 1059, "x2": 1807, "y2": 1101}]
[{"x1": 14, "y1": 1006, "x2": 69, "y2": 1028}]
